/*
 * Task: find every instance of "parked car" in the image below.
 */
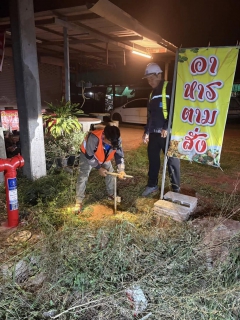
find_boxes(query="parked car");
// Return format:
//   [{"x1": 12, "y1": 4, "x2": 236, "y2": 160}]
[{"x1": 110, "y1": 98, "x2": 148, "y2": 124}]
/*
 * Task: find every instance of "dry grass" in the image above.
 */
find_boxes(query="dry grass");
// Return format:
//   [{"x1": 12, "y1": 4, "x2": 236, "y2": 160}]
[
  {"x1": 0, "y1": 215, "x2": 239, "y2": 319},
  {"x1": 0, "y1": 120, "x2": 240, "y2": 319}
]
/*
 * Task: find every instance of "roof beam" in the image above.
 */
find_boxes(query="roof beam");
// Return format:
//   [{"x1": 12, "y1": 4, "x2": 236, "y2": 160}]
[
  {"x1": 38, "y1": 46, "x2": 104, "y2": 62},
  {"x1": 0, "y1": 12, "x2": 98, "y2": 29},
  {"x1": 36, "y1": 26, "x2": 121, "y2": 61},
  {"x1": 54, "y1": 18, "x2": 150, "y2": 55},
  {"x1": 40, "y1": 35, "x2": 143, "y2": 45},
  {"x1": 87, "y1": 0, "x2": 177, "y2": 52},
  {"x1": 0, "y1": 18, "x2": 55, "y2": 29},
  {"x1": 112, "y1": 36, "x2": 143, "y2": 42},
  {"x1": 40, "y1": 39, "x2": 122, "y2": 56},
  {"x1": 36, "y1": 31, "x2": 110, "y2": 57},
  {"x1": 36, "y1": 26, "x2": 89, "y2": 42},
  {"x1": 38, "y1": 41, "x2": 104, "y2": 59},
  {"x1": 35, "y1": 18, "x2": 55, "y2": 26},
  {"x1": 61, "y1": 12, "x2": 99, "y2": 21},
  {"x1": 36, "y1": 25, "x2": 63, "y2": 38}
]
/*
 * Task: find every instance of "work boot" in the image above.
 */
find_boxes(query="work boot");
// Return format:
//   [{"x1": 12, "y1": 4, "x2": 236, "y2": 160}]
[
  {"x1": 141, "y1": 185, "x2": 158, "y2": 197},
  {"x1": 74, "y1": 203, "x2": 82, "y2": 214}
]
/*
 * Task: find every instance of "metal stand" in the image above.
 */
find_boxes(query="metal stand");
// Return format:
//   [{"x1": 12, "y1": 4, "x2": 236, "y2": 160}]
[
  {"x1": 106, "y1": 172, "x2": 133, "y2": 214},
  {"x1": 114, "y1": 175, "x2": 117, "y2": 214},
  {"x1": 160, "y1": 49, "x2": 179, "y2": 200}
]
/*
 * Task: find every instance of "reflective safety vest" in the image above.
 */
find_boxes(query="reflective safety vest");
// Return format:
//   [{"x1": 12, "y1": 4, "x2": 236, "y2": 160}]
[
  {"x1": 80, "y1": 129, "x2": 116, "y2": 164},
  {"x1": 149, "y1": 81, "x2": 169, "y2": 119}
]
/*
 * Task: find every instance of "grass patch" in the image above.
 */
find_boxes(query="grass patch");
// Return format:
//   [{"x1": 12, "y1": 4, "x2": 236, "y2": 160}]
[
  {"x1": 0, "y1": 217, "x2": 239, "y2": 319},
  {"x1": 0, "y1": 122, "x2": 240, "y2": 319}
]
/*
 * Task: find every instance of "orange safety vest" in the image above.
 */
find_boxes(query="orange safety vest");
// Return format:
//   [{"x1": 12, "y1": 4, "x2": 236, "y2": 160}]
[{"x1": 80, "y1": 129, "x2": 116, "y2": 164}]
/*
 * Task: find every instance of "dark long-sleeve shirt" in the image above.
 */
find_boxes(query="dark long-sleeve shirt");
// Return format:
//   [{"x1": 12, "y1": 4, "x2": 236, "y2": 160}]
[{"x1": 144, "y1": 81, "x2": 172, "y2": 134}]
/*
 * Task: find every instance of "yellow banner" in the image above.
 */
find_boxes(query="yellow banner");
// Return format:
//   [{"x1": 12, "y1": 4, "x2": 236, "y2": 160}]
[{"x1": 168, "y1": 47, "x2": 239, "y2": 167}]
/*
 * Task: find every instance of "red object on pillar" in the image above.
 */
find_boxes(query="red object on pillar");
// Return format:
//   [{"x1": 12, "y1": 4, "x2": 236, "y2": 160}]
[{"x1": 0, "y1": 155, "x2": 24, "y2": 227}]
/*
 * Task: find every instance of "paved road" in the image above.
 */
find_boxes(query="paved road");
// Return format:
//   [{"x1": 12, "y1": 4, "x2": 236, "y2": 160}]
[{"x1": 119, "y1": 124, "x2": 144, "y2": 151}]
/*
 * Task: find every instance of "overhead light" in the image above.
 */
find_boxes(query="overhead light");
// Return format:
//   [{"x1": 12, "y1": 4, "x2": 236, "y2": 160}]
[{"x1": 132, "y1": 50, "x2": 152, "y2": 59}]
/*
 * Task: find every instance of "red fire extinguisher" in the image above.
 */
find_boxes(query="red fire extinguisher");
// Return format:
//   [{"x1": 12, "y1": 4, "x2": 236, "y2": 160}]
[{"x1": 0, "y1": 155, "x2": 24, "y2": 228}]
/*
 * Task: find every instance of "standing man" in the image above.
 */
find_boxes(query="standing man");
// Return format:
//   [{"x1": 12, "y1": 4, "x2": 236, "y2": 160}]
[
  {"x1": 142, "y1": 62, "x2": 180, "y2": 196},
  {"x1": 75, "y1": 125, "x2": 126, "y2": 213}
]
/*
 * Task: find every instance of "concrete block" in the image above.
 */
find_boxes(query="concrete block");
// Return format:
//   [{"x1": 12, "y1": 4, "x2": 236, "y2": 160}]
[
  {"x1": 154, "y1": 200, "x2": 192, "y2": 222},
  {"x1": 163, "y1": 191, "x2": 198, "y2": 212}
]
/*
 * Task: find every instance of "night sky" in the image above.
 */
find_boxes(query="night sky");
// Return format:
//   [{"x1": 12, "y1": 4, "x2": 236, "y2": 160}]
[
  {"x1": 114, "y1": 0, "x2": 240, "y2": 78},
  {"x1": 111, "y1": 0, "x2": 240, "y2": 49}
]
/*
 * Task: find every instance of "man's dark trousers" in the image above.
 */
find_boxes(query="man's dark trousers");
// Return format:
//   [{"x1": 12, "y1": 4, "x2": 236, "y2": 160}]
[{"x1": 147, "y1": 133, "x2": 180, "y2": 191}]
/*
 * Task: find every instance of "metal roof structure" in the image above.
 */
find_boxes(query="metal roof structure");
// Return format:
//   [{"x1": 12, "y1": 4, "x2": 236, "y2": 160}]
[{"x1": 0, "y1": 0, "x2": 177, "y2": 70}]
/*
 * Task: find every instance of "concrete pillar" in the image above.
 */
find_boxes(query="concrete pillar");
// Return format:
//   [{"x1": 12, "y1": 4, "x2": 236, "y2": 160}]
[
  {"x1": 64, "y1": 27, "x2": 70, "y2": 102},
  {"x1": 164, "y1": 61, "x2": 169, "y2": 81},
  {"x1": 9, "y1": 0, "x2": 46, "y2": 179}
]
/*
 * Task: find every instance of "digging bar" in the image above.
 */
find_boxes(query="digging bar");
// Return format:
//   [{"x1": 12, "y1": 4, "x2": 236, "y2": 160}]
[{"x1": 106, "y1": 172, "x2": 133, "y2": 214}]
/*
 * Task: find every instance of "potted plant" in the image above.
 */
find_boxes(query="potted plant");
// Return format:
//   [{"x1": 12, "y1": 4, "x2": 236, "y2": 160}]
[{"x1": 43, "y1": 98, "x2": 86, "y2": 170}]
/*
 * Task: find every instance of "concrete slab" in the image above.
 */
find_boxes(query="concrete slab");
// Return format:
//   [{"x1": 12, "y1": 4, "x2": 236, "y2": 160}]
[
  {"x1": 154, "y1": 200, "x2": 192, "y2": 222},
  {"x1": 154, "y1": 193, "x2": 198, "y2": 222},
  {"x1": 163, "y1": 191, "x2": 198, "y2": 211}
]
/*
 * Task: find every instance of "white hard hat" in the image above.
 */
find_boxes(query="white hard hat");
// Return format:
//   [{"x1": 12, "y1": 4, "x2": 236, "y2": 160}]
[{"x1": 142, "y1": 63, "x2": 162, "y2": 79}]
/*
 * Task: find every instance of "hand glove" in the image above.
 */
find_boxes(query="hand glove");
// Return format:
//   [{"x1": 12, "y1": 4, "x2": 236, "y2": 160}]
[
  {"x1": 118, "y1": 171, "x2": 126, "y2": 180},
  {"x1": 142, "y1": 133, "x2": 149, "y2": 144},
  {"x1": 99, "y1": 167, "x2": 108, "y2": 177}
]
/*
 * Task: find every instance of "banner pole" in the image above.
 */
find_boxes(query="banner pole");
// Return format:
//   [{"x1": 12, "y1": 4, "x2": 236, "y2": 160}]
[{"x1": 160, "y1": 49, "x2": 179, "y2": 200}]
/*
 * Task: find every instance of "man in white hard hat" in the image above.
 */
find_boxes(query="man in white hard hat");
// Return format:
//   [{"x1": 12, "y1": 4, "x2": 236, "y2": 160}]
[{"x1": 141, "y1": 62, "x2": 180, "y2": 196}]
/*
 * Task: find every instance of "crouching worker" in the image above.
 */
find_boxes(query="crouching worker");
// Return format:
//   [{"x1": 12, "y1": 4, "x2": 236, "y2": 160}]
[{"x1": 75, "y1": 125, "x2": 126, "y2": 214}]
